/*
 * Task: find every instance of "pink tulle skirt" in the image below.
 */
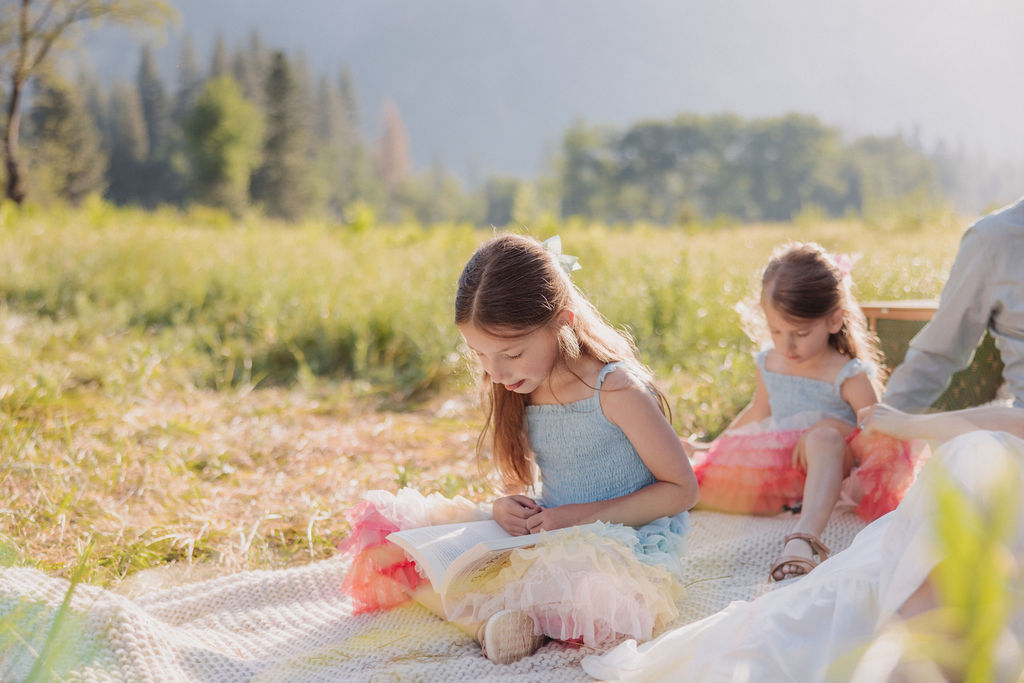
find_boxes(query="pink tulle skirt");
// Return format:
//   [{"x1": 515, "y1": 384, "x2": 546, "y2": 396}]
[
  {"x1": 692, "y1": 425, "x2": 928, "y2": 521},
  {"x1": 338, "y1": 489, "x2": 686, "y2": 647},
  {"x1": 338, "y1": 489, "x2": 490, "y2": 614}
]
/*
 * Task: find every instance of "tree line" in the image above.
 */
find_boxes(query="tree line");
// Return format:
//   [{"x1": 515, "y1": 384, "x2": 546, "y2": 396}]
[
  {"x1": 560, "y1": 114, "x2": 942, "y2": 224},
  {"x1": 16, "y1": 36, "x2": 428, "y2": 222},
  {"x1": 2, "y1": 3, "x2": 1015, "y2": 225}
]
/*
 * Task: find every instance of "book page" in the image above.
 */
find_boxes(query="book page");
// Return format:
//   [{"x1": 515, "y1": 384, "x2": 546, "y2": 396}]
[
  {"x1": 388, "y1": 520, "x2": 519, "y2": 588},
  {"x1": 442, "y1": 545, "x2": 525, "y2": 596},
  {"x1": 440, "y1": 530, "x2": 538, "y2": 594}
]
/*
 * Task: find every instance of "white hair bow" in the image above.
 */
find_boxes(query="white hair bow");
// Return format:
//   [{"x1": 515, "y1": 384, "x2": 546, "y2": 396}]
[{"x1": 542, "y1": 235, "x2": 582, "y2": 276}]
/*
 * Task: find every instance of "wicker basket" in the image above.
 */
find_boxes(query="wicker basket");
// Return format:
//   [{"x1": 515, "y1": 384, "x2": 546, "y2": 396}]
[{"x1": 861, "y1": 300, "x2": 1006, "y2": 411}]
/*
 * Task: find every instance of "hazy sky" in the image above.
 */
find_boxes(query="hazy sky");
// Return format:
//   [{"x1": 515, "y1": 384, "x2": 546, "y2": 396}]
[{"x1": 86, "y1": 0, "x2": 1024, "y2": 182}]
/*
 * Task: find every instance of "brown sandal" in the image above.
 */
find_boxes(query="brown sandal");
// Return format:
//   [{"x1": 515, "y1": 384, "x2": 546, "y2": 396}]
[{"x1": 770, "y1": 532, "x2": 831, "y2": 581}]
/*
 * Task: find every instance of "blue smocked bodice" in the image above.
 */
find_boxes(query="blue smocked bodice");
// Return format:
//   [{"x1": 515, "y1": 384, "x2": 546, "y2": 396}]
[
  {"x1": 526, "y1": 361, "x2": 690, "y2": 575},
  {"x1": 526, "y1": 362, "x2": 658, "y2": 508},
  {"x1": 756, "y1": 350, "x2": 874, "y2": 425}
]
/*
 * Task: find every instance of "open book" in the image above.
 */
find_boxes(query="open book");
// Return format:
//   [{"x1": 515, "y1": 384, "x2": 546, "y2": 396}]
[{"x1": 387, "y1": 520, "x2": 537, "y2": 596}]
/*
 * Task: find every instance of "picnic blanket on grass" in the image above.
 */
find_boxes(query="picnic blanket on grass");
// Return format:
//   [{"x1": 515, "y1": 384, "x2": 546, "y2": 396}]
[{"x1": 0, "y1": 509, "x2": 867, "y2": 682}]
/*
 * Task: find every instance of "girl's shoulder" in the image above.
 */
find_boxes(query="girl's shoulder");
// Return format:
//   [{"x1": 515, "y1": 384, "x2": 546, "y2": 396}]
[
  {"x1": 597, "y1": 361, "x2": 645, "y2": 392},
  {"x1": 756, "y1": 347, "x2": 787, "y2": 374},
  {"x1": 598, "y1": 362, "x2": 664, "y2": 423},
  {"x1": 833, "y1": 355, "x2": 876, "y2": 387}
]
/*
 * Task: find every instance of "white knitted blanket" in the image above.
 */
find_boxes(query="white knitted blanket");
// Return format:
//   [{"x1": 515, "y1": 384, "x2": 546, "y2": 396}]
[{"x1": 0, "y1": 509, "x2": 866, "y2": 681}]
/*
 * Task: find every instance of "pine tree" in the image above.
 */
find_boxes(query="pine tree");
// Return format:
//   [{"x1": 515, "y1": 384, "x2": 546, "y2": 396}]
[
  {"x1": 232, "y1": 30, "x2": 267, "y2": 107},
  {"x1": 77, "y1": 66, "x2": 109, "y2": 142},
  {"x1": 135, "y1": 43, "x2": 181, "y2": 206},
  {"x1": 27, "y1": 73, "x2": 106, "y2": 204},
  {"x1": 311, "y1": 76, "x2": 345, "y2": 216},
  {"x1": 292, "y1": 52, "x2": 314, "y2": 114},
  {"x1": 314, "y1": 76, "x2": 341, "y2": 143},
  {"x1": 375, "y1": 99, "x2": 411, "y2": 219},
  {"x1": 311, "y1": 69, "x2": 370, "y2": 218},
  {"x1": 173, "y1": 33, "x2": 203, "y2": 125},
  {"x1": 338, "y1": 69, "x2": 361, "y2": 132},
  {"x1": 251, "y1": 51, "x2": 312, "y2": 221},
  {"x1": 137, "y1": 44, "x2": 171, "y2": 159},
  {"x1": 412, "y1": 155, "x2": 467, "y2": 224},
  {"x1": 333, "y1": 68, "x2": 378, "y2": 212},
  {"x1": 209, "y1": 34, "x2": 230, "y2": 80},
  {"x1": 164, "y1": 34, "x2": 205, "y2": 206},
  {"x1": 183, "y1": 75, "x2": 263, "y2": 214},
  {"x1": 106, "y1": 80, "x2": 149, "y2": 204}
]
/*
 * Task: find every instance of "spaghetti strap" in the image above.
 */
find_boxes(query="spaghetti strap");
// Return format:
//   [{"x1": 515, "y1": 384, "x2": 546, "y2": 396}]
[
  {"x1": 594, "y1": 362, "x2": 622, "y2": 392},
  {"x1": 755, "y1": 349, "x2": 769, "y2": 373}
]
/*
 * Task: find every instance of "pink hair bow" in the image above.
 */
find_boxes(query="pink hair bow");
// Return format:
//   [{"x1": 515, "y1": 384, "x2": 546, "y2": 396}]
[{"x1": 831, "y1": 253, "x2": 854, "y2": 280}]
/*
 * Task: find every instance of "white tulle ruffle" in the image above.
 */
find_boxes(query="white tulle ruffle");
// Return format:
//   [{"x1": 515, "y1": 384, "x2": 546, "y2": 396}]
[{"x1": 445, "y1": 521, "x2": 684, "y2": 646}]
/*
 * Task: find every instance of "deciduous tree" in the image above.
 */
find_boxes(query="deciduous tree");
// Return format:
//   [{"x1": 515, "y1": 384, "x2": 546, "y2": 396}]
[
  {"x1": 182, "y1": 75, "x2": 263, "y2": 214},
  {"x1": 0, "y1": 0, "x2": 174, "y2": 204}
]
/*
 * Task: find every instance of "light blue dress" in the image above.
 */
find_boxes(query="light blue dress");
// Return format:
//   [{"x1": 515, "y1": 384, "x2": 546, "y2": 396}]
[
  {"x1": 756, "y1": 350, "x2": 875, "y2": 426},
  {"x1": 525, "y1": 362, "x2": 689, "y2": 573}
]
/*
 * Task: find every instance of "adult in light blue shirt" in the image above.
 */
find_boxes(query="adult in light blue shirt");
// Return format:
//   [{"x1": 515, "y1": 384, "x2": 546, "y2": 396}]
[{"x1": 884, "y1": 196, "x2": 1024, "y2": 411}]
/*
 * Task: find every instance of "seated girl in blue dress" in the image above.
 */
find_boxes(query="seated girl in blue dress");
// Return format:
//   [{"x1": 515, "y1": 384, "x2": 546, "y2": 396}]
[{"x1": 339, "y1": 234, "x2": 698, "y2": 664}]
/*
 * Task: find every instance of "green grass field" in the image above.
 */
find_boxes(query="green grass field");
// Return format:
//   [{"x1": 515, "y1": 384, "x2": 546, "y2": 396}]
[{"x1": 0, "y1": 199, "x2": 967, "y2": 587}]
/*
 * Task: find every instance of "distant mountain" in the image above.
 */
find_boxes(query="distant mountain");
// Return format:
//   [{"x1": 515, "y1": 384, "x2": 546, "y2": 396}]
[{"x1": 82, "y1": 0, "x2": 1024, "y2": 192}]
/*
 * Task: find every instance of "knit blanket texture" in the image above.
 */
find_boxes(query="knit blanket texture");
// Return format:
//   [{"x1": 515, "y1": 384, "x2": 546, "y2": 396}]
[{"x1": 0, "y1": 509, "x2": 867, "y2": 681}]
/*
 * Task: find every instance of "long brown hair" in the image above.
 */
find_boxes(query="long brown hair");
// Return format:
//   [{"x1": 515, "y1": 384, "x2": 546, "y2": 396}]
[
  {"x1": 455, "y1": 233, "x2": 670, "y2": 490},
  {"x1": 761, "y1": 242, "x2": 883, "y2": 373}
]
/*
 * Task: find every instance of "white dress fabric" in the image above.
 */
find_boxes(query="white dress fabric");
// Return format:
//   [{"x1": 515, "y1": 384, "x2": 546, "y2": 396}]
[{"x1": 583, "y1": 430, "x2": 1024, "y2": 682}]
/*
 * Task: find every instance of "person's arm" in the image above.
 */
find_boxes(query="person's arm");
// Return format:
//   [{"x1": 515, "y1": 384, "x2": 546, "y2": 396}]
[
  {"x1": 858, "y1": 403, "x2": 1024, "y2": 442},
  {"x1": 841, "y1": 370, "x2": 881, "y2": 416},
  {"x1": 681, "y1": 371, "x2": 769, "y2": 457},
  {"x1": 684, "y1": 370, "x2": 770, "y2": 456},
  {"x1": 525, "y1": 371, "x2": 699, "y2": 533},
  {"x1": 883, "y1": 228, "x2": 995, "y2": 412},
  {"x1": 724, "y1": 369, "x2": 772, "y2": 432}
]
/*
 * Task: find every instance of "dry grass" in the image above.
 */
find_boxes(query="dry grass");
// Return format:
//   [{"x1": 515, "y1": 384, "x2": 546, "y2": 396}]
[{"x1": 1, "y1": 381, "x2": 493, "y2": 590}]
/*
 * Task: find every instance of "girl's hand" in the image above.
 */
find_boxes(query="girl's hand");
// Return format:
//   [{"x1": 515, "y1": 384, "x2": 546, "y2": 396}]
[
  {"x1": 525, "y1": 504, "x2": 581, "y2": 534},
  {"x1": 493, "y1": 495, "x2": 542, "y2": 536}
]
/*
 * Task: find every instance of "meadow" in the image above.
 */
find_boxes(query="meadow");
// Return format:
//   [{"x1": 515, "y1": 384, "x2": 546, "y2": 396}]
[{"x1": 0, "y1": 199, "x2": 966, "y2": 589}]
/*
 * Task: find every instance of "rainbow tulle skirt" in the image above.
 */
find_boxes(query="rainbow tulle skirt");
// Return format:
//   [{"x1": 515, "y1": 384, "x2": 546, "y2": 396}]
[
  {"x1": 693, "y1": 417, "x2": 928, "y2": 521},
  {"x1": 338, "y1": 488, "x2": 688, "y2": 646}
]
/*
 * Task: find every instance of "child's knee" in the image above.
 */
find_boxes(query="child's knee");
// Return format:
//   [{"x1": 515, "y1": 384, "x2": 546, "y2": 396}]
[{"x1": 804, "y1": 425, "x2": 846, "y2": 458}]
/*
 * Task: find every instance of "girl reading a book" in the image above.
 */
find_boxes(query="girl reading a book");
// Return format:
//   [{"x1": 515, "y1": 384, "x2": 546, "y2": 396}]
[{"x1": 340, "y1": 233, "x2": 698, "y2": 664}]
